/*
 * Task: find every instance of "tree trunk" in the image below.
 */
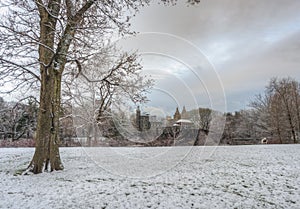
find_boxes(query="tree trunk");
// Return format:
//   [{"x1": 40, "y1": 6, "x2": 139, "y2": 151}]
[
  {"x1": 28, "y1": 70, "x2": 63, "y2": 173},
  {"x1": 284, "y1": 104, "x2": 297, "y2": 143},
  {"x1": 26, "y1": 0, "x2": 96, "y2": 173},
  {"x1": 273, "y1": 107, "x2": 283, "y2": 144}
]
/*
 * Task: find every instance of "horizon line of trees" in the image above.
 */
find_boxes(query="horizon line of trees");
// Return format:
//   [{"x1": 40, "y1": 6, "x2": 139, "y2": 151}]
[
  {"x1": 1, "y1": 76, "x2": 299, "y2": 146},
  {"x1": 222, "y1": 77, "x2": 300, "y2": 144}
]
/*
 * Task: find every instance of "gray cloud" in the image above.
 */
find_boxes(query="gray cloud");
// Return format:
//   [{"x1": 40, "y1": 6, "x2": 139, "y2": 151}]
[{"x1": 127, "y1": 0, "x2": 300, "y2": 112}]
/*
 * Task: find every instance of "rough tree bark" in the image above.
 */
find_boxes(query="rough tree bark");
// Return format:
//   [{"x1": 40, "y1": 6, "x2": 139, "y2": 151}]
[
  {"x1": 28, "y1": 0, "x2": 63, "y2": 173},
  {"x1": 28, "y1": 0, "x2": 93, "y2": 173},
  {"x1": 29, "y1": 70, "x2": 64, "y2": 173}
]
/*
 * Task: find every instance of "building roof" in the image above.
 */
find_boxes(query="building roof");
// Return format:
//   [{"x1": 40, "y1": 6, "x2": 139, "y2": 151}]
[{"x1": 175, "y1": 119, "x2": 193, "y2": 124}]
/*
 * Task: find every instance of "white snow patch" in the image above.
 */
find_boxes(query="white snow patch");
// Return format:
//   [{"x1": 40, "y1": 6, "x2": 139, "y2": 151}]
[{"x1": 0, "y1": 145, "x2": 299, "y2": 208}]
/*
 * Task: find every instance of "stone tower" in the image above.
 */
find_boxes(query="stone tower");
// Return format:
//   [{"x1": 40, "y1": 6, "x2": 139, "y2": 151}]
[
  {"x1": 174, "y1": 107, "x2": 181, "y2": 121},
  {"x1": 135, "y1": 106, "x2": 151, "y2": 131},
  {"x1": 181, "y1": 106, "x2": 188, "y2": 119}
]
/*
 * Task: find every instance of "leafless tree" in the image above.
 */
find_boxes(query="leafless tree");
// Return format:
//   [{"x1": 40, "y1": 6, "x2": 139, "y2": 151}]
[
  {"x1": 66, "y1": 47, "x2": 153, "y2": 145},
  {"x1": 268, "y1": 78, "x2": 300, "y2": 143},
  {"x1": 198, "y1": 108, "x2": 212, "y2": 132},
  {"x1": 0, "y1": 0, "x2": 200, "y2": 173},
  {"x1": 251, "y1": 77, "x2": 300, "y2": 143}
]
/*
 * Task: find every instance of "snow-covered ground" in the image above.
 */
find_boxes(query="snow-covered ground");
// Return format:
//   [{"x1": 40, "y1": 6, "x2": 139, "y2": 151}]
[{"x1": 0, "y1": 145, "x2": 299, "y2": 209}]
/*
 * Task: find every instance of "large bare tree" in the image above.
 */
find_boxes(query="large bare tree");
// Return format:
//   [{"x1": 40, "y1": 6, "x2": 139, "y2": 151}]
[
  {"x1": 0, "y1": 0, "x2": 150, "y2": 173},
  {"x1": 0, "y1": 0, "x2": 200, "y2": 173}
]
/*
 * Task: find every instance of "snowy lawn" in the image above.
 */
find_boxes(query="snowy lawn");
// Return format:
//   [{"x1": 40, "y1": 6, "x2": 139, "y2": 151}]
[{"x1": 0, "y1": 145, "x2": 299, "y2": 209}]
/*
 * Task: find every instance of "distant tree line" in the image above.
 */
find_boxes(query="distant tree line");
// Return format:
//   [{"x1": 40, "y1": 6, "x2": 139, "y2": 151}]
[
  {"x1": 0, "y1": 97, "x2": 75, "y2": 145},
  {"x1": 1, "y1": 77, "x2": 299, "y2": 146},
  {"x1": 0, "y1": 97, "x2": 38, "y2": 141},
  {"x1": 222, "y1": 77, "x2": 300, "y2": 144},
  {"x1": 177, "y1": 77, "x2": 300, "y2": 145}
]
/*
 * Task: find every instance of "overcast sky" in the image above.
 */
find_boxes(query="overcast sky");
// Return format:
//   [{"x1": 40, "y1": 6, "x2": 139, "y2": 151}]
[
  {"x1": 120, "y1": 0, "x2": 300, "y2": 113},
  {"x1": 1, "y1": 0, "x2": 299, "y2": 115}
]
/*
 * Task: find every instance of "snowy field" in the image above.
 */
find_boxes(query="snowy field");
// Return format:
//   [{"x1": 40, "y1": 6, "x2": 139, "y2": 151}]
[{"x1": 0, "y1": 145, "x2": 300, "y2": 209}]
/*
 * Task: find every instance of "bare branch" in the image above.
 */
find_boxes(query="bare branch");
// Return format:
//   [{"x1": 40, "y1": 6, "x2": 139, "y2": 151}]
[{"x1": 0, "y1": 58, "x2": 40, "y2": 81}]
